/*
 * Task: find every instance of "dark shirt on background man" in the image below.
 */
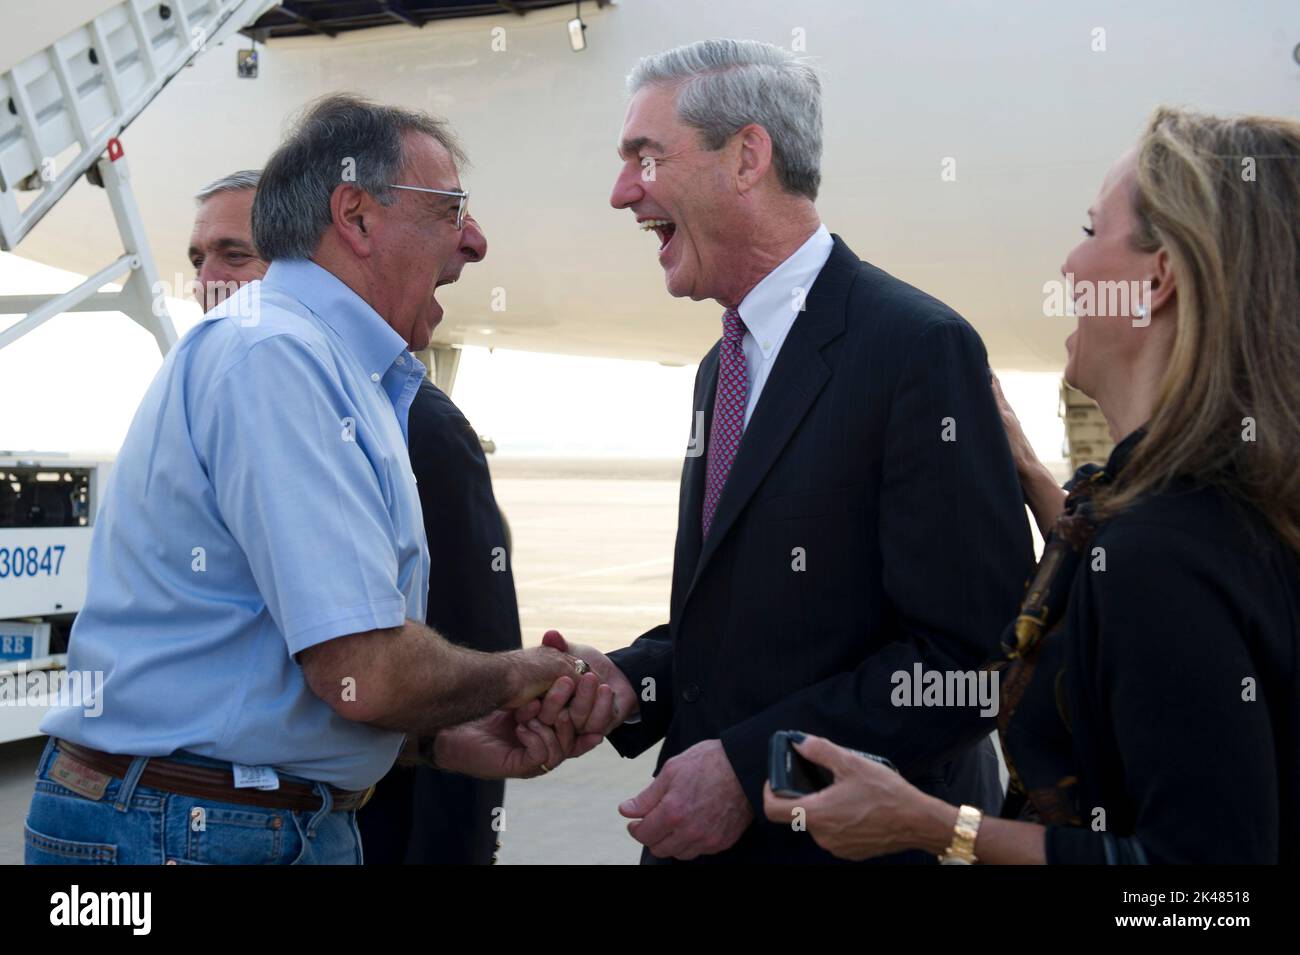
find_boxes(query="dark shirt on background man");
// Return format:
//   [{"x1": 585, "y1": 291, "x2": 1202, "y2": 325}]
[{"x1": 357, "y1": 379, "x2": 521, "y2": 865}]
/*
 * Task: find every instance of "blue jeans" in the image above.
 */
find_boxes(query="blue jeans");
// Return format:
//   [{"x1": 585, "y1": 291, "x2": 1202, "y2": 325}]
[{"x1": 24, "y1": 737, "x2": 363, "y2": 865}]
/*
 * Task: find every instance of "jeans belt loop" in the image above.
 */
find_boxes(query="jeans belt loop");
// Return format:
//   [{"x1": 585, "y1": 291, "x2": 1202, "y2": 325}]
[
  {"x1": 114, "y1": 754, "x2": 151, "y2": 813},
  {"x1": 304, "y1": 780, "x2": 334, "y2": 838}
]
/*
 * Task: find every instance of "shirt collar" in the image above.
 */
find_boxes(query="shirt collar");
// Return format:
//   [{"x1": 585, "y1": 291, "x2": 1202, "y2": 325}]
[
  {"x1": 1106, "y1": 425, "x2": 1147, "y2": 476},
  {"x1": 262, "y1": 258, "x2": 412, "y2": 380},
  {"x1": 1063, "y1": 425, "x2": 1147, "y2": 495},
  {"x1": 735, "y1": 224, "x2": 834, "y2": 358}
]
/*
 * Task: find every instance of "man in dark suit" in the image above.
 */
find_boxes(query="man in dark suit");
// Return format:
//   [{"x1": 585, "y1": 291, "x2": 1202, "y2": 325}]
[
  {"x1": 355, "y1": 214, "x2": 527, "y2": 864},
  {"x1": 541, "y1": 39, "x2": 1034, "y2": 863}
]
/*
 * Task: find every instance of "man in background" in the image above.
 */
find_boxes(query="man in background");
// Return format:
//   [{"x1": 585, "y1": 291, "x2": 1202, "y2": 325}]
[{"x1": 187, "y1": 169, "x2": 267, "y2": 310}]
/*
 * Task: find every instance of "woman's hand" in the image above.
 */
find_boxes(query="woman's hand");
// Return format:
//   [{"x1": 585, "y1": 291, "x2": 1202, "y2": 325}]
[
  {"x1": 991, "y1": 372, "x2": 1041, "y2": 480},
  {"x1": 990, "y1": 372, "x2": 1066, "y2": 536},
  {"x1": 761, "y1": 734, "x2": 955, "y2": 861}
]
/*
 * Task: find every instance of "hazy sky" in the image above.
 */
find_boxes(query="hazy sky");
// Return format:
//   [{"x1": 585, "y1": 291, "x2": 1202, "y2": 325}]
[{"x1": 0, "y1": 251, "x2": 1066, "y2": 463}]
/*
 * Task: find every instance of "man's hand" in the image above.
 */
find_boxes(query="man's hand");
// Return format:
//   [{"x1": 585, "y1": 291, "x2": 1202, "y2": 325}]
[
  {"x1": 502, "y1": 641, "x2": 583, "y2": 710},
  {"x1": 434, "y1": 693, "x2": 604, "y2": 780},
  {"x1": 537, "y1": 630, "x2": 637, "y2": 734},
  {"x1": 520, "y1": 670, "x2": 615, "y2": 746},
  {"x1": 618, "y1": 739, "x2": 753, "y2": 860}
]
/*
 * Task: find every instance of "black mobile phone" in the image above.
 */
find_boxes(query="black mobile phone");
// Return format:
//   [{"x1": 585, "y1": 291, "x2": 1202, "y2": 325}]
[{"x1": 768, "y1": 730, "x2": 898, "y2": 798}]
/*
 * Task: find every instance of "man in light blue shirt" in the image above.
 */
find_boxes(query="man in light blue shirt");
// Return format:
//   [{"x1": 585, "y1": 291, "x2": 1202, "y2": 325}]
[{"x1": 26, "y1": 95, "x2": 607, "y2": 866}]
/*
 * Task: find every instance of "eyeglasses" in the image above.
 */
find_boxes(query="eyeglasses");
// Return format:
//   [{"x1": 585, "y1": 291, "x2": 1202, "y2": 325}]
[{"x1": 387, "y1": 183, "x2": 469, "y2": 230}]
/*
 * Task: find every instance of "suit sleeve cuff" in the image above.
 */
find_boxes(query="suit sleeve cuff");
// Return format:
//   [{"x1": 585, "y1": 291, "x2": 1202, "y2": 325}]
[{"x1": 719, "y1": 722, "x2": 770, "y2": 818}]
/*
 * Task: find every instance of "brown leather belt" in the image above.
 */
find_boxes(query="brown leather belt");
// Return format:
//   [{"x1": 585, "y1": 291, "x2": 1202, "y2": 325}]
[{"x1": 54, "y1": 740, "x2": 374, "y2": 812}]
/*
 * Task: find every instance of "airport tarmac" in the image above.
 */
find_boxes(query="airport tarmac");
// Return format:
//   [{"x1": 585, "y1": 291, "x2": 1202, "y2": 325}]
[{"x1": 487, "y1": 456, "x2": 680, "y2": 864}]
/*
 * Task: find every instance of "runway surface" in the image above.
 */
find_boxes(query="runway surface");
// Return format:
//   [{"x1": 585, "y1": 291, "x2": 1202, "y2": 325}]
[{"x1": 486, "y1": 457, "x2": 680, "y2": 864}]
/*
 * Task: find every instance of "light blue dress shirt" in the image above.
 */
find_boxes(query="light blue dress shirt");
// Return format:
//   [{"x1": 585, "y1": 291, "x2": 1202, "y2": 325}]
[{"x1": 41, "y1": 259, "x2": 430, "y2": 791}]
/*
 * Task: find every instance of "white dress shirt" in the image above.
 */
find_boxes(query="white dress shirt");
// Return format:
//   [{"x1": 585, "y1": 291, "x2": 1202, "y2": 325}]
[{"x1": 733, "y1": 224, "x2": 834, "y2": 427}]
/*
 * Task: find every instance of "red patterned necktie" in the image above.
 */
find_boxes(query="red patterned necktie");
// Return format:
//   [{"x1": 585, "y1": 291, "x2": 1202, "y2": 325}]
[{"x1": 702, "y1": 307, "x2": 748, "y2": 540}]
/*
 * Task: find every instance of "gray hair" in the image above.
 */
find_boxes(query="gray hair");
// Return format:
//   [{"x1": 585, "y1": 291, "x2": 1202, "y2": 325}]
[
  {"x1": 628, "y1": 39, "x2": 822, "y2": 201},
  {"x1": 195, "y1": 169, "x2": 261, "y2": 204},
  {"x1": 252, "y1": 94, "x2": 467, "y2": 262}
]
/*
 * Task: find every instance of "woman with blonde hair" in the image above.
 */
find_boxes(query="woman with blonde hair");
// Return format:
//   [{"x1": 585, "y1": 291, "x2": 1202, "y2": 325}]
[{"x1": 764, "y1": 106, "x2": 1300, "y2": 863}]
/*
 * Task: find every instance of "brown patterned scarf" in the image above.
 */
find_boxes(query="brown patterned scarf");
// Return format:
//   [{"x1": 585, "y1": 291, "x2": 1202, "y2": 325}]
[{"x1": 995, "y1": 429, "x2": 1144, "y2": 824}]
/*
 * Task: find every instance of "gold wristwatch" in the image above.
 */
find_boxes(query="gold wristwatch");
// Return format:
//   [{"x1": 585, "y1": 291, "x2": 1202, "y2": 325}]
[{"x1": 938, "y1": 804, "x2": 982, "y2": 865}]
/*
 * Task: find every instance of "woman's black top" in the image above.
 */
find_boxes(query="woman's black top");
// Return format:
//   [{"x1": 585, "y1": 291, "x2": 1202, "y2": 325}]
[{"x1": 1001, "y1": 430, "x2": 1300, "y2": 863}]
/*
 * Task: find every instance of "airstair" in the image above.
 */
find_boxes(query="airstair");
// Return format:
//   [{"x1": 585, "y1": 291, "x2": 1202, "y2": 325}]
[
  {"x1": 0, "y1": 0, "x2": 274, "y2": 742},
  {"x1": 0, "y1": 0, "x2": 274, "y2": 357}
]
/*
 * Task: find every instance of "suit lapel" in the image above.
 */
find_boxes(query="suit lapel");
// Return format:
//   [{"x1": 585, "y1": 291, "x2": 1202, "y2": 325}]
[{"x1": 685, "y1": 235, "x2": 859, "y2": 602}]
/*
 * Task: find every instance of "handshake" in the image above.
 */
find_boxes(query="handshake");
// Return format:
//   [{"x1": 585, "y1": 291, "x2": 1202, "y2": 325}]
[
  {"x1": 426, "y1": 629, "x2": 755, "y2": 861},
  {"x1": 430, "y1": 630, "x2": 639, "y2": 780}
]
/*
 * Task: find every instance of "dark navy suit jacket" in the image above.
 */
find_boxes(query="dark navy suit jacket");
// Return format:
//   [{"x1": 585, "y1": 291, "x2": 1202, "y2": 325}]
[
  {"x1": 608, "y1": 236, "x2": 1034, "y2": 864},
  {"x1": 358, "y1": 379, "x2": 521, "y2": 865}
]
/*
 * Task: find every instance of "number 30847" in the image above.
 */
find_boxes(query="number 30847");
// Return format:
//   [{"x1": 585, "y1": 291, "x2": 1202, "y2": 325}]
[{"x1": 0, "y1": 545, "x2": 65, "y2": 578}]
